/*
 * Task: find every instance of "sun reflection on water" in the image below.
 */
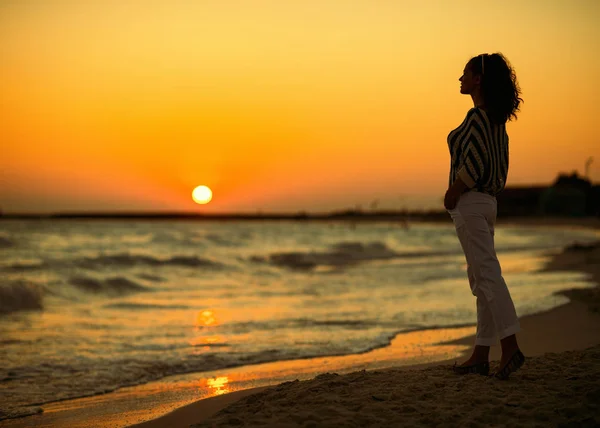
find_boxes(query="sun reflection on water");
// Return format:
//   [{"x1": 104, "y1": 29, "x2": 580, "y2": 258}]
[
  {"x1": 205, "y1": 376, "x2": 230, "y2": 395},
  {"x1": 196, "y1": 310, "x2": 218, "y2": 327}
]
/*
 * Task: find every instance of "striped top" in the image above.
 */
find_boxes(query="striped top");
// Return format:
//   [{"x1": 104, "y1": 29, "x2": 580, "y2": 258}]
[{"x1": 447, "y1": 107, "x2": 509, "y2": 196}]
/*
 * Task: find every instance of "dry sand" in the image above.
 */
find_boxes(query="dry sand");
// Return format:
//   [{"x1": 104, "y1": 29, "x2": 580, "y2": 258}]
[
  {"x1": 131, "y1": 240, "x2": 600, "y2": 428},
  {"x1": 190, "y1": 346, "x2": 600, "y2": 428}
]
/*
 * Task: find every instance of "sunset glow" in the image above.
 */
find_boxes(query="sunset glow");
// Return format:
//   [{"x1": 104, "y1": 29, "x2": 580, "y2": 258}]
[{"x1": 1, "y1": 0, "x2": 599, "y2": 213}]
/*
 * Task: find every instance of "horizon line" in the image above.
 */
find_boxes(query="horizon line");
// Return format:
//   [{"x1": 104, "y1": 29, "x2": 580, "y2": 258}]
[{"x1": 0, "y1": 208, "x2": 447, "y2": 219}]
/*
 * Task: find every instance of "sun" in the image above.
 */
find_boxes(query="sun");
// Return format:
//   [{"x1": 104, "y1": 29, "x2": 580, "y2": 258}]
[{"x1": 192, "y1": 185, "x2": 213, "y2": 205}]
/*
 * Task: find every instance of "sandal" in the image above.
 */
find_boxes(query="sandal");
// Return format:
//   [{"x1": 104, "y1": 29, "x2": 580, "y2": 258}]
[
  {"x1": 452, "y1": 361, "x2": 490, "y2": 376},
  {"x1": 494, "y1": 350, "x2": 525, "y2": 380}
]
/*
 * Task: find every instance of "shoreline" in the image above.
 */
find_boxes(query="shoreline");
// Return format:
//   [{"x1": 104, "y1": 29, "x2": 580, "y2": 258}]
[
  {"x1": 130, "y1": 301, "x2": 600, "y2": 428},
  {"x1": 2, "y1": 238, "x2": 599, "y2": 427}
]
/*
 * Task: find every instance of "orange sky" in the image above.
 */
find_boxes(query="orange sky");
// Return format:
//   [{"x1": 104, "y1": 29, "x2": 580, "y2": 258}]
[{"x1": 1, "y1": 0, "x2": 599, "y2": 213}]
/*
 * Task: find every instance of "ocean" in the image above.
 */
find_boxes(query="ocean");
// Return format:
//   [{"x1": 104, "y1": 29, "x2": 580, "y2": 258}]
[{"x1": 0, "y1": 219, "x2": 597, "y2": 420}]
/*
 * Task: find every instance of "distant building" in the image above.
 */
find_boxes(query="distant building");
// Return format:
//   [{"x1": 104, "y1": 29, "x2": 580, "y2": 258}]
[
  {"x1": 496, "y1": 186, "x2": 547, "y2": 217},
  {"x1": 497, "y1": 173, "x2": 599, "y2": 217},
  {"x1": 541, "y1": 173, "x2": 597, "y2": 217}
]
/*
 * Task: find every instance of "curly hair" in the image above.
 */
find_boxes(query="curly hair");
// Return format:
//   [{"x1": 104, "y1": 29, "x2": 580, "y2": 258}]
[{"x1": 468, "y1": 53, "x2": 523, "y2": 124}]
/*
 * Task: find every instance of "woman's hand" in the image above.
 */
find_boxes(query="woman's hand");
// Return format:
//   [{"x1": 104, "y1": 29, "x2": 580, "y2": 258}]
[
  {"x1": 444, "y1": 187, "x2": 461, "y2": 210},
  {"x1": 444, "y1": 177, "x2": 469, "y2": 210}
]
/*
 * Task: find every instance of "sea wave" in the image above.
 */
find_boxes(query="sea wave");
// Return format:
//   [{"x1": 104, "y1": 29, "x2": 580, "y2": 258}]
[
  {"x1": 0, "y1": 234, "x2": 15, "y2": 249},
  {"x1": 77, "y1": 253, "x2": 222, "y2": 269},
  {"x1": 267, "y1": 241, "x2": 397, "y2": 270},
  {"x1": 204, "y1": 233, "x2": 242, "y2": 247},
  {"x1": 0, "y1": 406, "x2": 43, "y2": 421},
  {"x1": 103, "y1": 302, "x2": 190, "y2": 310},
  {"x1": 4, "y1": 261, "x2": 47, "y2": 272},
  {"x1": 0, "y1": 281, "x2": 44, "y2": 315},
  {"x1": 136, "y1": 273, "x2": 167, "y2": 282},
  {"x1": 69, "y1": 275, "x2": 149, "y2": 295},
  {"x1": 258, "y1": 239, "x2": 566, "y2": 271},
  {"x1": 264, "y1": 241, "x2": 447, "y2": 270},
  {"x1": 215, "y1": 317, "x2": 413, "y2": 335}
]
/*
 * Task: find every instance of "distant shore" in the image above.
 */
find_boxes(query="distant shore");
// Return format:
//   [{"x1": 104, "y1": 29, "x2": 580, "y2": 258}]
[
  {"x1": 1, "y1": 211, "x2": 599, "y2": 229},
  {"x1": 2, "y1": 209, "x2": 446, "y2": 221}
]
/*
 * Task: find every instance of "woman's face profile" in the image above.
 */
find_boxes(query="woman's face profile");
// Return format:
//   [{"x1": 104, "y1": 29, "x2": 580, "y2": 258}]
[{"x1": 459, "y1": 64, "x2": 480, "y2": 95}]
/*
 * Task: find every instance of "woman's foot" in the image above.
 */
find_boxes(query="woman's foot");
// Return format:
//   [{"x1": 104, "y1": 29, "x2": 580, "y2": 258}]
[
  {"x1": 453, "y1": 360, "x2": 490, "y2": 375},
  {"x1": 495, "y1": 334, "x2": 524, "y2": 379},
  {"x1": 461, "y1": 344, "x2": 490, "y2": 366},
  {"x1": 458, "y1": 355, "x2": 488, "y2": 367},
  {"x1": 494, "y1": 349, "x2": 525, "y2": 380},
  {"x1": 453, "y1": 345, "x2": 490, "y2": 375},
  {"x1": 498, "y1": 347, "x2": 519, "y2": 369}
]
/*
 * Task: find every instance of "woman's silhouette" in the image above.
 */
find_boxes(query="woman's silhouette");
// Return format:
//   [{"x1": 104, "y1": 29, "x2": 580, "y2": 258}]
[{"x1": 445, "y1": 53, "x2": 525, "y2": 379}]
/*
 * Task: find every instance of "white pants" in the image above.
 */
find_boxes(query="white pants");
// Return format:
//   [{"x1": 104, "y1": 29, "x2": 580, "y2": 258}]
[{"x1": 448, "y1": 191, "x2": 520, "y2": 346}]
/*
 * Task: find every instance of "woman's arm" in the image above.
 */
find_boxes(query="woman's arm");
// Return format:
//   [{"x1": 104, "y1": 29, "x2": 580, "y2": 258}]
[
  {"x1": 445, "y1": 111, "x2": 489, "y2": 209},
  {"x1": 458, "y1": 128, "x2": 488, "y2": 188},
  {"x1": 444, "y1": 176, "x2": 468, "y2": 210}
]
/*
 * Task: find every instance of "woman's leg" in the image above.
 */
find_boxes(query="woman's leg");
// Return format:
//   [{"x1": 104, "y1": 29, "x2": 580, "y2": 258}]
[
  {"x1": 451, "y1": 211, "x2": 496, "y2": 364},
  {"x1": 485, "y1": 204, "x2": 522, "y2": 367},
  {"x1": 459, "y1": 197, "x2": 521, "y2": 370}
]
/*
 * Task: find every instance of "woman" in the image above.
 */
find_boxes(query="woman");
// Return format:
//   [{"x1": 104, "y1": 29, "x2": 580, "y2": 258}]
[{"x1": 444, "y1": 53, "x2": 525, "y2": 380}]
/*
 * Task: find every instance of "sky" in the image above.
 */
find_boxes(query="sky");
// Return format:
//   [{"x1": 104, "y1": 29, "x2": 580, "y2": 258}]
[{"x1": 1, "y1": 0, "x2": 599, "y2": 214}]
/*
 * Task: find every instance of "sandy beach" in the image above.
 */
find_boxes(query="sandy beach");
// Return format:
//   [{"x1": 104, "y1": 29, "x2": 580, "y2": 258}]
[
  {"x1": 130, "y1": 238, "x2": 600, "y2": 428},
  {"x1": 187, "y1": 345, "x2": 600, "y2": 428}
]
